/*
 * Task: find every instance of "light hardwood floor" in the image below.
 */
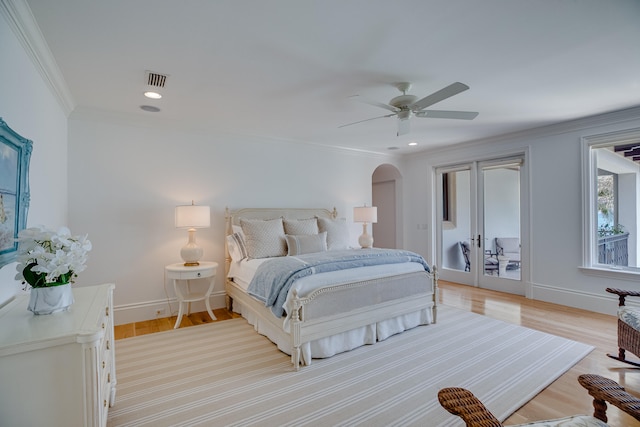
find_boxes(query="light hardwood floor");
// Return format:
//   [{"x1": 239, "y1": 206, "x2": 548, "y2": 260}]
[{"x1": 114, "y1": 281, "x2": 640, "y2": 426}]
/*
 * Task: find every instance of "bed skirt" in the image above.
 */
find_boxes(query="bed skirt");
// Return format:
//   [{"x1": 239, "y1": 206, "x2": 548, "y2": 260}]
[{"x1": 232, "y1": 300, "x2": 433, "y2": 365}]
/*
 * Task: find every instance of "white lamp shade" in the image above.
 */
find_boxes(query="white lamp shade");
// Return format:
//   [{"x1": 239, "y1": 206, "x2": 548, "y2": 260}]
[
  {"x1": 175, "y1": 205, "x2": 210, "y2": 228},
  {"x1": 353, "y1": 206, "x2": 377, "y2": 223}
]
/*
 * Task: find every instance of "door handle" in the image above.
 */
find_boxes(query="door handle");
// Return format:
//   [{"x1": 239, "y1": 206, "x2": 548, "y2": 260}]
[{"x1": 477, "y1": 234, "x2": 482, "y2": 248}]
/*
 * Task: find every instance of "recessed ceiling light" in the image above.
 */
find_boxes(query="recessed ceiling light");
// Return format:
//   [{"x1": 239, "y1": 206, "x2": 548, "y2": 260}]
[
  {"x1": 140, "y1": 105, "x2": 161, "y2": 112},
  {"x1": 143, "y1": 90, "x2": 162, "y2": 99},
  {"x1": 408, "y1": 142, "x2": 418, "y2": 146}
]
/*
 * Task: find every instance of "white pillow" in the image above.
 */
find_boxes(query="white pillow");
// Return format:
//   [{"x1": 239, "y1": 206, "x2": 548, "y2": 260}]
[
  {"x1": 232, "y1": 224, "x2": 244, "y2": 238},
  {"x1": 283, "y1": 218, "x2": 318, "y2": 235},
  {"x1": 286, "y1": 232, "x2": 327, "y2": 256},
  {"x1": 317, "y1": 217, "x2": 350, "y2": 250},
  {"x1": 226, "y1": 232, "x2": 248, "y2": 262},
  {"x1": 240, "y1": 218, "x2": 287, "y2": 259}
]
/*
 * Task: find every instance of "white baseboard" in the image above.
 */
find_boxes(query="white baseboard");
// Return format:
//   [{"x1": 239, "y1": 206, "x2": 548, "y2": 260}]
[
  {"x1": 113, "y1": 290, "x2": 227, "y2": 325},
  {"x1": 529, "y1": 282, "x2": 624, "y2": 316}
]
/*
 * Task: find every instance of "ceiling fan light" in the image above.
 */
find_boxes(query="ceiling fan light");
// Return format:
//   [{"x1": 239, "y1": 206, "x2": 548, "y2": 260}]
[{"x1": 397, "y1": 110, "x2": 411, "y2": 120}]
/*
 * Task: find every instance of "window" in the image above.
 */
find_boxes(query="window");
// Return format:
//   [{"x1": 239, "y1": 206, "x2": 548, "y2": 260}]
[{"x1": 582, "y1": 129, "x2": 639, "y2": 275}]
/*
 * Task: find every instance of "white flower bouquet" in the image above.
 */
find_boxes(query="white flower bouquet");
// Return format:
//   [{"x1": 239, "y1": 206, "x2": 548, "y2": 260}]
[{"x1": 15, "y1": 225, "x2": 92, "y2": 288}]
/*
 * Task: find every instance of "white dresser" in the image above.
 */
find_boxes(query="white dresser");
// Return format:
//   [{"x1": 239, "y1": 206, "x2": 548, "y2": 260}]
[{"x1": 0, "y1": 283, "x2": 116, "y2": 427}]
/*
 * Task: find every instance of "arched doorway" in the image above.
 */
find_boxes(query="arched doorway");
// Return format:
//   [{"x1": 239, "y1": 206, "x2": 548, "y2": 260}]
[{"x1": 372, "y1": 164, "x2": 403, "y2": 249}]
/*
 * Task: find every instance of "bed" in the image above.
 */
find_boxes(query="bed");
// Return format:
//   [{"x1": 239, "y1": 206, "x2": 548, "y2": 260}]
[{"x1": 224, "y1": 207, "x2": 438, "y2": 370}]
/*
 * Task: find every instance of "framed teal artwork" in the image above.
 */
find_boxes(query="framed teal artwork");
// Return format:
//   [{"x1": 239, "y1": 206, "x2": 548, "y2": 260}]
[{"x1": 0, "y1": 118, "x2": 32, "y2": 268}]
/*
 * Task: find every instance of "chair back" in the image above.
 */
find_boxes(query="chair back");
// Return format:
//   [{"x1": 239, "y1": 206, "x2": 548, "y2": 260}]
[{"x1": 459, "y1": 241, "x2": 471, "y2": 272}]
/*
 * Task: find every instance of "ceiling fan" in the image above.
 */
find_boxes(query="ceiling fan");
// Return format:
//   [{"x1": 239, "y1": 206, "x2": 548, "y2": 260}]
[{"x1": 340, "y1": 82, "x2": 479, "y2": 136}]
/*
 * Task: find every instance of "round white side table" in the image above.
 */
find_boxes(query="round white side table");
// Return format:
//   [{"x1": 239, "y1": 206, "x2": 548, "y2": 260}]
[{"x1": 165, "y1": 261, "x2": 218, "y2": 329}]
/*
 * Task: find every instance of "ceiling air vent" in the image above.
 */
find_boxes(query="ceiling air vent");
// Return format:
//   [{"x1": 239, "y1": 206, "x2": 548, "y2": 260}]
[{"x1": 146, "y1": 71, "x2": 167, "y2": 88}]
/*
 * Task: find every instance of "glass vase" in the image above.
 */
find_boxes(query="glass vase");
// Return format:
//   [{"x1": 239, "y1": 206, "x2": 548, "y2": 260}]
[{"x1": 27, "y1": 283, "x2": 74, "y2": 315}]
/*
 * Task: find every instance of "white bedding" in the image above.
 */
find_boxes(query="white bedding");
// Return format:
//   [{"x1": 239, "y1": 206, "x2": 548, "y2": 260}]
[
  {"x1": 228, "y1": 257, "x2": 423, "y2": 320},
  {"x1": 227, "y1": 257, "x2": 432, "y2": 364}
]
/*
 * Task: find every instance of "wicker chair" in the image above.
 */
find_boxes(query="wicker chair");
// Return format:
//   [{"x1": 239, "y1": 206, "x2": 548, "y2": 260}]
[
  {"x1": 438, "y1": 374, "x2": 640, "y2": 426},
  {"x1": 606, "y1": 288, "x2": 640, "y2": 367}
]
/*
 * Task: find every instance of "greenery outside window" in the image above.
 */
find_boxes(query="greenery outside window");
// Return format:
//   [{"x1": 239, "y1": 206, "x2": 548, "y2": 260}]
[{"x1": 597, "y1": 171, "x2": 619, "y2": 235}]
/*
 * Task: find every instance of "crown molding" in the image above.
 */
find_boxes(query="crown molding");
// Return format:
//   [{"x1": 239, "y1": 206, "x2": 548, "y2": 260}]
[
  {"x1": 1, "y1": 0, "x2": 75, "y2": 115},
  {"x1": 411, "y1": 105, "x2": 640, "y2": 161}
]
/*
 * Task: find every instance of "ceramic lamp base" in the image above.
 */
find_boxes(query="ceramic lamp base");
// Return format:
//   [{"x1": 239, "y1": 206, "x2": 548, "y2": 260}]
[
  {"x1": 180, "y1": 228, "x2": 203, "y2": 266},
  {"x1": 358, "y1": 223, "x2": 374, "y2": 248}
]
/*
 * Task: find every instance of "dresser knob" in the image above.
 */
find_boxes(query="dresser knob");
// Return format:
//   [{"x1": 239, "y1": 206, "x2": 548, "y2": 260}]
[
  {"x1": 102, "y1": 361, "x2": 105, "y2": 369},
  {"x1": 197, "y1": 272, "x2": 201, "y2": 277}
]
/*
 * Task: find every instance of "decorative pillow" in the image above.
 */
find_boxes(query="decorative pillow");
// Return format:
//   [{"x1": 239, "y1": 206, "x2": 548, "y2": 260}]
[
  {"x1": 619, "y1": 307, "x2": 640, "y2": 332},
  {"x1": 283, "y1": 218, "x2": 318, "y2": 235},
  {"x1": 226, "y1": 232, "x2": 248, "y2": 262},
  {"x1": 240, "y1": 218, "x2": 287, "y2": 259},
  {"x1": 286, "y1": 232, "x2": 327, "y2": 256},
  {"x1": 317, "y1": 217, "x2": 350, "y2": 250}
]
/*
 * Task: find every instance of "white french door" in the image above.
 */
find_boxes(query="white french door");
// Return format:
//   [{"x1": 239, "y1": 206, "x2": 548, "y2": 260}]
[{"x1": 436, "y1": 156, "x2": 527, "y2": 295}]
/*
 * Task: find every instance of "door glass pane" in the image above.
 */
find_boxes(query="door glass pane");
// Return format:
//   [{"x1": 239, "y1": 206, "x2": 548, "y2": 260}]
[
  {"x1": 482, "y1": 165, "x2": 521, "y2": 280},
  {"x1": 441, "y1": 170, "x2": 471, "y2": 272}
]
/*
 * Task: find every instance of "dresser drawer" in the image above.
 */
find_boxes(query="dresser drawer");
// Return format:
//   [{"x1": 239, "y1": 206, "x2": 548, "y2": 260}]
[{"x1": 100, "y1": 348, "x2": 113, "y2": 409}]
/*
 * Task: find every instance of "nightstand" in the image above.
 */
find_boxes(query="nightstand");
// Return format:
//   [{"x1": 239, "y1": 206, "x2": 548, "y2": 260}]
[{"x1": 165, "y1": 261, "x2": 218, "y2": 329}]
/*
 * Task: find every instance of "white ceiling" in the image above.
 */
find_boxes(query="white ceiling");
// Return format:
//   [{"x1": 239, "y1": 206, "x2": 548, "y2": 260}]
[{"x1": 23, "y1": 0, "x2": 640, "y2": 155}]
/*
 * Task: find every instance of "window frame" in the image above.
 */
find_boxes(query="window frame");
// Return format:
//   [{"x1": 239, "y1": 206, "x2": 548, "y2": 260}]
[{"x1": 581, "y1": 128, "x2": 640, "y2": 278}]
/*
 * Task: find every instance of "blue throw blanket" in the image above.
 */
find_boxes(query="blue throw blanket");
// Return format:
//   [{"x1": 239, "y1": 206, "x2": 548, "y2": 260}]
[{"x1": 247, "y1": 248, "x2": 431, "y2": 317}]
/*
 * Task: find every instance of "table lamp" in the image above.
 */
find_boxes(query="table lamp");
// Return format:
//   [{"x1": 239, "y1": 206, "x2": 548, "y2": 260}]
[
  {"x1": 175, "y1": 201, "x2": 210, "y2": 266},
  {"x1": 353, "y1": 205, "x2": 377, "y2": 248}
]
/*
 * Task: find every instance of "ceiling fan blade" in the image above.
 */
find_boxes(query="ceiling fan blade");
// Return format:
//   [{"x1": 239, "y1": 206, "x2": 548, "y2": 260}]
[
  {"x1": 397, "y1": 119, "x2": 410, "y2": 136},
  {"x1": 414, "y1": 110, "x2": 479, "y2": 120},
  {"x1": 349, "y1": 95, "x2": 399, "y2": 113},
  {"x1": 338, "y1": 113, "x2": 396, "y2": 128},
  {"x1": 410, "y1": 82, "x2": 470, "y2": 111}
]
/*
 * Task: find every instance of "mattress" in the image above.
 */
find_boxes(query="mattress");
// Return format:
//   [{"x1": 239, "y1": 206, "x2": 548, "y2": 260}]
[{"x1": 228, "y1": 257, "x2": 424, "y2": 316}]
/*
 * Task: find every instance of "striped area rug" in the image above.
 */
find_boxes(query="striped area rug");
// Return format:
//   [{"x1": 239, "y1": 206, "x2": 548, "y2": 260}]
[{"x1": 108, "y1": 305, "x2": 593, "y2": 427}]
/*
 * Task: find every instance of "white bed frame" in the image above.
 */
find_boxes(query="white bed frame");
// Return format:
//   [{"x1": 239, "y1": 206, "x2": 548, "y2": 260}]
[{"x1": 224, "y1": 207, "x2": 438, "y2": 370}]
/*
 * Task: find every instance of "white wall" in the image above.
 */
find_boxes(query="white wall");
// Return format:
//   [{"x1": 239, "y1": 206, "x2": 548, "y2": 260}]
[
  {"x1": 0, "y1": 12, "x2": 68, "y2": 305},
  {"x1": 67, "y1": 112, "x2": 397, "y2": 324},
  {"x1": 402, "y1": 109, "x2": 640, "y2": 315}
]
